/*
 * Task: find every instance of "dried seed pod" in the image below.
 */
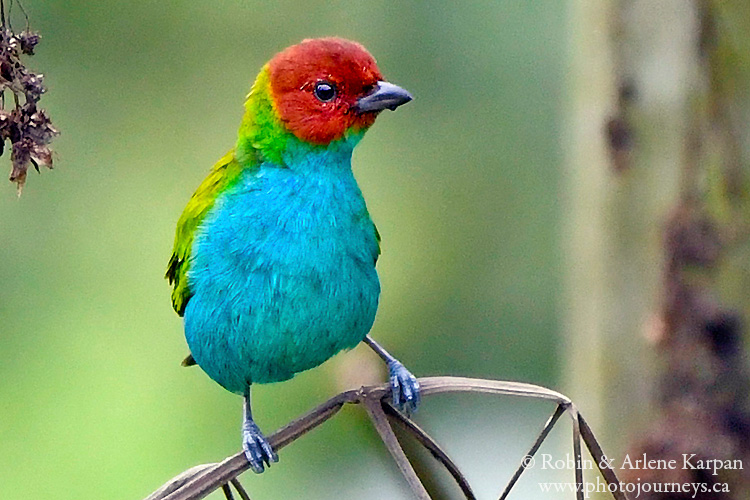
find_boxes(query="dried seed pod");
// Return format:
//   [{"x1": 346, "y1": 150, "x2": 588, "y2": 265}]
[
  {"x1": 0, "y1": 19, "x2": 57, "y2": 194},
  {"x1": 17, "y1": 30, "x2": 39, "y2": 55}
]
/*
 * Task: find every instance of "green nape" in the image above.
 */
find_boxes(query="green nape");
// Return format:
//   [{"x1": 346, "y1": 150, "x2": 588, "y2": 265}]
[{"x1": 236, "y1": 65, "x2": 290, "y2": 166}]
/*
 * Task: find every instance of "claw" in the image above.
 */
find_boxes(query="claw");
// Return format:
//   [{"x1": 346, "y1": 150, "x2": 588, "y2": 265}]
[
  {"x1": 388, "y1": 360, "x2": 421, "y2": 414},
  {"x1": 390, "y1": 373, "x2": 401, "y2": 405},
  {"x1": 242, "y1": 421, "x2": 278, "y2": 474}
]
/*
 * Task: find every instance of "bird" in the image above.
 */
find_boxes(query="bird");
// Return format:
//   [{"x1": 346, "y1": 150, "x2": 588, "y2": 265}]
[{"x1": 166, "y1": 37, "x2": 420, "y2": 474}]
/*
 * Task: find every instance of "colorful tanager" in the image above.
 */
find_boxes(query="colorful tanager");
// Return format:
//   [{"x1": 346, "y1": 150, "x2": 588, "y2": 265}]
[{"x1": 166, "y1": 38, "x2": 419, "y2": 473}]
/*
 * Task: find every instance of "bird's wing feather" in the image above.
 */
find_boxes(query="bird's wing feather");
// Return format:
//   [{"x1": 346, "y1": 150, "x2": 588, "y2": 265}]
[
  {"x1": 166, "y1": 150, "x2": 247, "y2": 315},
  {"x1": 373, "y1": 224, "x2": 381, "y2": 263}
]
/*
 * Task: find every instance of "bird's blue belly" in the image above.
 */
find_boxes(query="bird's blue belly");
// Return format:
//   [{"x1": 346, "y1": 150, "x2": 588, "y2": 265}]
[{"x1": 183, "y1": 164, "x2": 380, "y2": 393}]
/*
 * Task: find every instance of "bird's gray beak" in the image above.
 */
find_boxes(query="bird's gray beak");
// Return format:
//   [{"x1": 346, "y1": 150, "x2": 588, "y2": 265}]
[{"x1": 354, "y1": 81, "x2": 413, "y2": 113}]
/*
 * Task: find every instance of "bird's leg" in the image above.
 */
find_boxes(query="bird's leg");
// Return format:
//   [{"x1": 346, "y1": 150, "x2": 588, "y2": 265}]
[
  {"x1": 363, "y1": 334, "x2": 420, "y2": 414},
  {"x1": 242, "y1": 388, "x2": 278, "y2": 474}
]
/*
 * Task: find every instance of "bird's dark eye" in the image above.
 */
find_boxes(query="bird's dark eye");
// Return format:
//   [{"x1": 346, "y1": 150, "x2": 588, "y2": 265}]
[{"x1": 314, "y1": 81, "x2": 337, "y2": 102}]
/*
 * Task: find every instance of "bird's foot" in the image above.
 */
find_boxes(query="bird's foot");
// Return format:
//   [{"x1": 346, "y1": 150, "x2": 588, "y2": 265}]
[
  {"x1": 388, "y1": 360, "x2": 420, "y2": 415},
  {"x1": 242, "y1": 421, "x2": 278, "y2": 474}
]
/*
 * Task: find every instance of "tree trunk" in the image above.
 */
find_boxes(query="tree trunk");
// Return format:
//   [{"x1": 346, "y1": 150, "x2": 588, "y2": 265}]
[{"x1": 564, "y1": 0, "x2": 750, "y2": 496}]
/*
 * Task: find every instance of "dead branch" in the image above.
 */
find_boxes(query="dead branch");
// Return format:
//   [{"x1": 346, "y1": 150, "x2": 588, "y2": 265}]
[{"x1": 143, "y1": 376, "x2": 628, "y2": 500}]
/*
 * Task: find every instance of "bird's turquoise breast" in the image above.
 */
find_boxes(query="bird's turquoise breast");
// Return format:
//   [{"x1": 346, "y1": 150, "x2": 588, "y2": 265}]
[{"x1": 184, "y1": 142, "x2": 380, "y2": 393}]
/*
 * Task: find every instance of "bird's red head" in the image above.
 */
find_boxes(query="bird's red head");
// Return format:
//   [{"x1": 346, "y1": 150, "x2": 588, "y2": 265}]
[{"x1": 267, "y1": 38, "x2": 412, "y2": 145}]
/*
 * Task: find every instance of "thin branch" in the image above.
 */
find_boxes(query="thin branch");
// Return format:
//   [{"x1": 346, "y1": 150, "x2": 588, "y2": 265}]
[
  {"x1": 417, "y1": 376, "x2": 571, "y2": 404},
  {"x1": 363, "y1": 397, "x2": 431, "y2": 499},
  {"x1": 143, "y1": 377, "x2": 625, "y2": 500},
  {"x1": 145, "y1": 465, "x2": 216, "y2": 500},
  {"x1": 14, "y1": 0, "x2": 29, "y2": 30},
  {"x1": 148, "y1": 391, "x2": 358, "y2": 500},
  {"x1": 220, "y1": 483, "x2": 233, "y2": 500},
  {"x1": 578, "y1": 414, "x2": 628, "y2": 500},
  {"x1": 383, "y1": 402, "x2": 476, "y2": 500},
  {"x1": 571, "y1": 405, "x2": 584, "y2": 500},
  {"x1": 497, "y1": 403, "x2": 566, "y2": 500},
  {"x1": 229, "y1": 479, "x2": 250, "y2": 500}
]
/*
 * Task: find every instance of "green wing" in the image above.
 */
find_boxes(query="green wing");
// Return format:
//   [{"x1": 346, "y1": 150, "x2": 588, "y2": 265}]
[{"x1": 166, "y1": 150, "x2": 245, "y2": 316}]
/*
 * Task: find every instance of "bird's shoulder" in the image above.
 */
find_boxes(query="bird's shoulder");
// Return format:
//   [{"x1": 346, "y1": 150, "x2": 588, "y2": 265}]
[{"x1": 166, "y1": 150, "x2": 252, "y2": 315}]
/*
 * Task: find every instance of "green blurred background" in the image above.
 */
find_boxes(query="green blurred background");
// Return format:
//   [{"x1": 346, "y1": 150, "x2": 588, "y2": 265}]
[{"x1": 0, "y1": 1, "x2": 568, "y2": 498}]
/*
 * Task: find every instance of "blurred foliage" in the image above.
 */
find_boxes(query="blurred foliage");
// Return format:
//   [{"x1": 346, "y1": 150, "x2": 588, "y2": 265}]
[{"x1": 0, "y1": 1, "x2": 565, "y2": 499}]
